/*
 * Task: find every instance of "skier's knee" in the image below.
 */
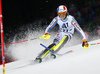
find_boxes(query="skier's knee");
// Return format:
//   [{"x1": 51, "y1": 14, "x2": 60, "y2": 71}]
[{"x1": 48, "y1": 43, "x2": 56, "y2": 48}]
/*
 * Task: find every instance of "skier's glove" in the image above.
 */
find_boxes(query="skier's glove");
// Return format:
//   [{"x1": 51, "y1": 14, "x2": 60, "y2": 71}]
[
  {"x1": 40, "y1": 32, "x2": 51, "y2": 39},
  {"x1": 82, "y1": 39, "x2": 89, "y2": 47}
]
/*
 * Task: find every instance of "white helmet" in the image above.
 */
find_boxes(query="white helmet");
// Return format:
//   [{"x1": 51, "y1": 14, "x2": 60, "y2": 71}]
[{"x1": 57, "y1": 5, "x2": 67, "y2": 13}]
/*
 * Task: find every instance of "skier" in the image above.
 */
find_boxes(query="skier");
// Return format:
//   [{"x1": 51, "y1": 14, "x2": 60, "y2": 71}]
[{"x1": 36, "y1": 5, "x2": 89, "y2": 63}]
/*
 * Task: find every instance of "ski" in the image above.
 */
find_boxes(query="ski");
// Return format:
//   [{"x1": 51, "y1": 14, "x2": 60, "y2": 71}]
[{"x1": 40, "y1": 43, "x2": 73, "y2": 56}]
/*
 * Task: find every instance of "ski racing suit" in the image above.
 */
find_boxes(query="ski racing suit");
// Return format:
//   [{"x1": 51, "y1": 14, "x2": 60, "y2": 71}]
[{"x1": 37, "y1": 15, "x2": 86, "y2": 59}]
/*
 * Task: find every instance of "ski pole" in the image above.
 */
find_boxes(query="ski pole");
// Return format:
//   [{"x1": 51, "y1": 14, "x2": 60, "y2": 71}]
[
  {"x1": 0, "y1": 37, "x2": 41, "y2": 47},
  {"x1": 84, "y1": 42, "x2": 100, "y2": 49},
  {"x1": 90, "y1": 42, "x2": 100, "y2": 45}
]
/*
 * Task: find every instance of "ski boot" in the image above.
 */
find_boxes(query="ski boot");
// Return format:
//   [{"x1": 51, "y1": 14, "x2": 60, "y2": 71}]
[
  {"x1": 35, "y1": 58, "x2": 42, "y2": 63},
  {"x1": 51, "y1": 54, "x2": 56, "y2": 59}
]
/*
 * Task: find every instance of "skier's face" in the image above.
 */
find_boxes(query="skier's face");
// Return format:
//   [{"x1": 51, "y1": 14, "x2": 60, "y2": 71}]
[
  {"x1": 60, "y1": 14, "x2": 66, "y2": 20},
  {"x1": 58, "y1": 12, "x2": 66, "y2": 20}
]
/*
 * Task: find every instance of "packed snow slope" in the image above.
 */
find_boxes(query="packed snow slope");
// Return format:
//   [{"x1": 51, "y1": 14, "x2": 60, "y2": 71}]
[{"x1": 0, "y1": 39, "x2": 100, "y2": 74}]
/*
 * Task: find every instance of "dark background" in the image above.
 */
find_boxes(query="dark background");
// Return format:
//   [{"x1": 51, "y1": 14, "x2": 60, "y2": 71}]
[
  {"x1": 1, "y1": 0, "x2": 100, "y2": 40},
  {"x1": 2, "y1": 0, "x2": 82, "y2": 26}
]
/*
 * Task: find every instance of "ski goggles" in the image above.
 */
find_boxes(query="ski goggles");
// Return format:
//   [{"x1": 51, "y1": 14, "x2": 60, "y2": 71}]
[{"x1": 58, "y1": 12, "x2": 66, "y2": 16}]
